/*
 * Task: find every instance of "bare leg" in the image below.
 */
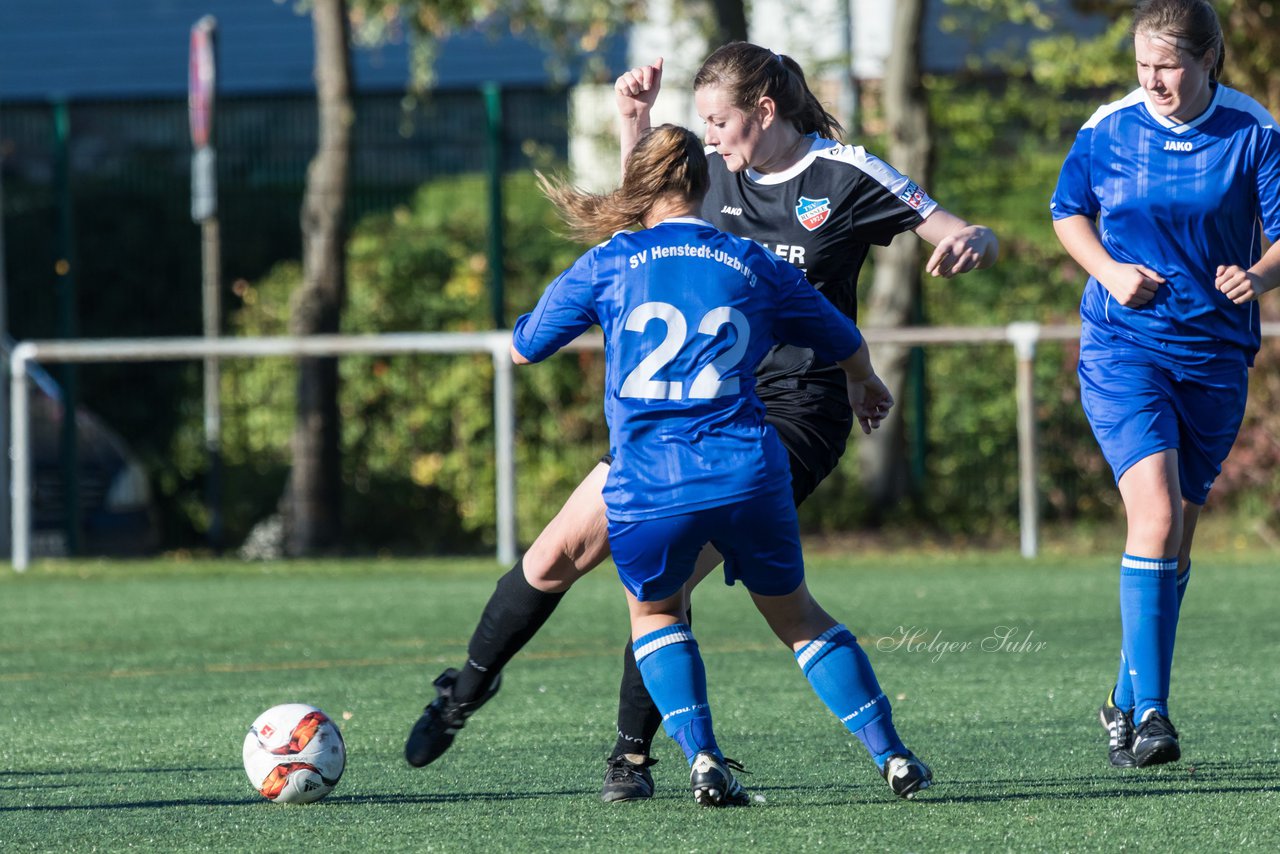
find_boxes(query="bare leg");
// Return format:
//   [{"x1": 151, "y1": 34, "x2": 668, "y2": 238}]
[
  {"x1": 750, "y1": 581, "x2": 918, "y2": 782},
  {"x1": 610, "y1": 543, "x2": 718, "y2": 763},
  {"x1": 748, "y1": 580, "x2": 837, "y2": 649},
  {"x1": 624, "y1": 588, "x2": 727, "y2": 773},
  {"x1": 1113, "y1": 450, "x2": 1182, "y2": 732},
  {"x1": 1118, "y1": 450, "x2": 1183, "y2": 559},
  {"x1": 522, "y1": 462, "x2": 612, "y2": 592}
]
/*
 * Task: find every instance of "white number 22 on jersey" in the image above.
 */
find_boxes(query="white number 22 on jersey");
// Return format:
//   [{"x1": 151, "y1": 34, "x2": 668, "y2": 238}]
[{"x1": 618, "y1": 302, "x2": 751, "y2": 400}]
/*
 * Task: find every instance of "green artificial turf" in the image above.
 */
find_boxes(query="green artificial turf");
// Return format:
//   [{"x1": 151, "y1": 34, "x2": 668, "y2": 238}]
[{"x1": 2, "y1": 550, "x2": 1278, "y2": 852}]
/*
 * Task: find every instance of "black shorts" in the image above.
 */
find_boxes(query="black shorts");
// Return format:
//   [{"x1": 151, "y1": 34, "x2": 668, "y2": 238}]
[
  {"x1": 759, "y1": 386, "x2": 853, "y2": 506},
  {"x1": 599, "y1": 385, "x2": 853, "y2": 509}
]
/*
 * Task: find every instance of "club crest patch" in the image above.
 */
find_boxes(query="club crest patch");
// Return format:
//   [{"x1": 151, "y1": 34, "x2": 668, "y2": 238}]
[
  {"x1": 898, "y1": 182, "x2": 927, "y2": 210},
  {"x1": 795, "y1": 196, "x2": 831, "y2": 232}
]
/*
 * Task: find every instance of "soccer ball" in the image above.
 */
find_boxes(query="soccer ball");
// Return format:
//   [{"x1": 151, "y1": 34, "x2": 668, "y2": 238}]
[{"x1": 243, "y1": 703, "x2": 346, "y2": 804}]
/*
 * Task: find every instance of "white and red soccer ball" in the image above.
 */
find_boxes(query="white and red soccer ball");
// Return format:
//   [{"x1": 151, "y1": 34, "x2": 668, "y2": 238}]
[{"x1": 243, "y1": 703, "x2": 346, "y2": 804}]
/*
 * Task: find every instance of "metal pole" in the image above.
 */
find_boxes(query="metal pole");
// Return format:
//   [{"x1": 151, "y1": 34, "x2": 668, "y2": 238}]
[
  {"x1": 191, "y1": 15, "x2": 223, "y2": 553},
  {"x1": 0, "y1": 151, "x2": 9, "y2": 556},
  {"x1": 11, "y1": 344, "x2": 32, "y2": 571},
  {"x1": 483, "y1": 82, "x2": 505, "y2": 329},
  {"x1": 202, "y1": 214, "x2": 223, "y2": 551},
  {"x1": 1008, "y1": 322, "x2": 1041, "y2": 559},
  {"x1": 53, "y1": 99, "x2": 80, "y2": 555},
  {"x1": 491, "y1": 337, "x2": 516, "y2": 566}
]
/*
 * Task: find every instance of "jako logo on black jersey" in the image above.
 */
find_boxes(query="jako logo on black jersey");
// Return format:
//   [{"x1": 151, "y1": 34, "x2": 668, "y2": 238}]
[
  {"x1": 720, "y1": 205, "x2": 743, "y2": 216},
  {"x1": 1164, "y1": 140, "x2": 1193, "y2": 152},
  {"x1": 795, "y1": 196, "x2": 831, "y2": 231}
]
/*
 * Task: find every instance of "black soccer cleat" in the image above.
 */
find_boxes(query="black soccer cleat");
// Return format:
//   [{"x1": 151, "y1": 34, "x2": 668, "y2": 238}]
[
  {"x1": 1131, "y1": 711, "x2": 1180, "y2": 768},
  {"x1": 601, "y1": 755, "x2": 658, "y2": 803},
  {"x1": 689, "y1": 752, "x2": 750, "y2": 807},
  {"x1": 881, "y1": 752, "x2": 933, "y2": 799},
  {"x1": 404, "y1": 667, "x2": 502, "y2": 768},
  {"x1": 1098, "y1": 689, "x2": 1137, "y2": 768}
]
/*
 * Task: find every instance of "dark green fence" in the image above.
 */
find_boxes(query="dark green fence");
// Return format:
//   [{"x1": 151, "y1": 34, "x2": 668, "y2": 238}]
[{"x1": 1, "y1": 86, "x2": 569, "y2": 555}]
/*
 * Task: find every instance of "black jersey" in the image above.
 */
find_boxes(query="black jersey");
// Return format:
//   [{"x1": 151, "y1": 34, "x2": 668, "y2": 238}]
[{"x1": 701, "y1": 135, "x2": 936, "y2": 393}]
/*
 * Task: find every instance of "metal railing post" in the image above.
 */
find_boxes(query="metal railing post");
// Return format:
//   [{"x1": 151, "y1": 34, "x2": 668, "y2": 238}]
[
  {"x1": 491, "y1": 333, "x2": 517, "y2": 567},
  {"x1": 1007, "y1": 322, "x2": 1041, "y2": 559},
  {"x1": 11, "y1": 344, "x2": 33, "y2": 571}
]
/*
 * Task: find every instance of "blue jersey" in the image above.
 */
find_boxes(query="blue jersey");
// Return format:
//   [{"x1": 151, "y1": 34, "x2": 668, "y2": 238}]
[
  {"x1": 512, "y1": 217, "x2": 862, "y2": 522},
  {"x1": 1051, "y1": 85, "x2": 1280, "y2": 370}
]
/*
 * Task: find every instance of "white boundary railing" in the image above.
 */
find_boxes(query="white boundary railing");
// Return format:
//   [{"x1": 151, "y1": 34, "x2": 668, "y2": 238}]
[
  {"x1": 11, "y1": 323, "x2": 1278, "y2": 570},
  {"x1": 8, "y1": 333, "x2": 520, "y2": 571}
]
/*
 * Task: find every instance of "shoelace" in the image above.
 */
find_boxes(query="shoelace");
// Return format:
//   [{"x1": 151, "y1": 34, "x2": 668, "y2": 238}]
[
  {"x1": 1137, "y1": 714, "x2": 1178, "y2": 740},
  {"x1": 604, "y1": 756, "x2": 657, "y2": 781}
]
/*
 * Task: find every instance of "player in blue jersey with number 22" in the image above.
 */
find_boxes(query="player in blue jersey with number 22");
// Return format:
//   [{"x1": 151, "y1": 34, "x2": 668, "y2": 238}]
[
  {"x1": 405, "y1": 41, "x2": 993, "y2": 802},
  {"x1": 1051, "y1": 0, "x2": 1280, "y2": 770},
  {"x1": 511, "y1": 123, "x2": 929, "y2": 805}
]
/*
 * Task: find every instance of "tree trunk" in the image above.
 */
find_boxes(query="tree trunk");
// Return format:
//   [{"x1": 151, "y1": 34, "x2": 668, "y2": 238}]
[
  {"x1": 284, "y1": 0, "x2": 353, "y2": 556},
  {"x1": 858, "y1": 0, "x2": 931, "y2": 514},
  {"x1": 711, "y1": 0, "x2": 750, "y2": 44}
]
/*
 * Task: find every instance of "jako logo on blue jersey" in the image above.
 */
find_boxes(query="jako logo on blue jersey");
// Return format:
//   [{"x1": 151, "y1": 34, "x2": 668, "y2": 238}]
[
  {"x1": 795, "y1": 196, "x2": 831, "y2": 231},
  {"x1": 1164, "y1": 140, "x2": 1194, "y2": 152}
]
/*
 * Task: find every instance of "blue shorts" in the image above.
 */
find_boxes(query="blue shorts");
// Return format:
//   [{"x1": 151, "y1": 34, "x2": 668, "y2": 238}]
[
  {"x1": 1078, "y1": 358, "x2": 1248, "y2": 505},
  {"x1": 608, "y1": 486, "x2": 804, "y2": 602}
]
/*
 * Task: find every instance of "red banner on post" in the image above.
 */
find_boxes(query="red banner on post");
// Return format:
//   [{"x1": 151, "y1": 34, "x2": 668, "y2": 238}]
[{"x1": 189, "y1": 16, "x2": 217, "y2": 150}]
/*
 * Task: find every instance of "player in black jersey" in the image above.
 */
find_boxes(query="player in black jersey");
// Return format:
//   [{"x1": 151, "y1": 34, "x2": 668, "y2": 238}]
[{"x1": 405, "y1": 41, "x2": 997, "y2": 803}]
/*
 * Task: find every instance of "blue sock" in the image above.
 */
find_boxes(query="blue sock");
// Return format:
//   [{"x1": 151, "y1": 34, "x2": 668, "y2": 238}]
[
  {"x1": 633, "y1": 624, "x2": 719, "y2": 765},
  {"x1": 1113, "y1": 649, "x2": 1134, "y2": 712},
  {"x1": 796, "y1": 624, "x2": 906, "y2": 770},
  {"x1": 1113, "y1": 562, "x2": 1190, "y2": 712},
  {"x1": 1119, "y1": 554, "x2": 1178, "y2": 723}
]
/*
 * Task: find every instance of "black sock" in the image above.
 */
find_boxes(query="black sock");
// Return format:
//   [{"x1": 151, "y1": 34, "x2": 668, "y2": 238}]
[
  {"x1": 452, "y1": 559, "x2": 564, "y2": 703},
  {"x1": 611, "y1": 638, "x2": 662, "y2": 759},
  {"x1": 612, "y1": 607, "x2": 691, "y2": 759}
]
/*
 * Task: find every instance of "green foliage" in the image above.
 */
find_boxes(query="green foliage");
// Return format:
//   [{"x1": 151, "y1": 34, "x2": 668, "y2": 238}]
[
  {"x1": 1027, "y1": 17, "x2": 1133, "y2": 94},
  {"x1": 350, "y1": 0, "x2": 653, "y2": 92},
  {"x1": 212, "y1": 172, "x2": 604, "y2": 550},
  {"x1": 186, "y1": 0, "x2": 1280, "y2": 548}
]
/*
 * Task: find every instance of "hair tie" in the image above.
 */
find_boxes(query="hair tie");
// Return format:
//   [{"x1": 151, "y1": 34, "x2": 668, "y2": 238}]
[{"x1": 773, "y1": 51, "x2": 784, "y2": 65}]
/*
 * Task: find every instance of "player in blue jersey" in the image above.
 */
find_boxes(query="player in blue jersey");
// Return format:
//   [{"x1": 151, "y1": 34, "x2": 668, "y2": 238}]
[
  {"x1": 405, "y1": 42, "x2": 996, "y2": 801},
  {"x1": 510, "y1": 122, "x2": 926, "y2": 805},
  {"x1": 1051, "y1": 0, "x2": 1280, "y2": 769}
]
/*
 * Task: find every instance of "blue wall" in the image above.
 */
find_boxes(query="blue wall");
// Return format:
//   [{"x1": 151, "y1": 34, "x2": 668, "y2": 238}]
[{"x1": 0, "y1": 0, "x2": 617, "y2": 101}]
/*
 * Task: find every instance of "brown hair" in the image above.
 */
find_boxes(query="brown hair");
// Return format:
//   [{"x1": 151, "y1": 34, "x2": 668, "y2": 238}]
[
  {"x1": 1132, "y1": 0, "x2": 1225, "y2": 81},
  {"x1": 539, "y1": 124, "x2": 708, "y2": 244},
  {"x1": 693, "y1": 42, "x2": 844, "y2": 140}
]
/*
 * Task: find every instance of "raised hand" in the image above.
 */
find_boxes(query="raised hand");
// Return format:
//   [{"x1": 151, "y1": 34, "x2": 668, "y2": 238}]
[{"x1": 614, "y1": 58, "x2": 663, "y2": 120}]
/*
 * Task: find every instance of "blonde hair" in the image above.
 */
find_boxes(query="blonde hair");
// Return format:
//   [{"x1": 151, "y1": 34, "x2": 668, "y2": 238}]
[
  {"x1": 694, "y1": 42, "x2": 844, "y2": 140},
  {"x1": 539, "y1": 124, "x2": 708, "y2": 244}
]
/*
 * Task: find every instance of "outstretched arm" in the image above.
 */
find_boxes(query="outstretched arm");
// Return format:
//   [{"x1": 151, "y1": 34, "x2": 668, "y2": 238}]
[
  {"x1": 614, "y1": 58, "x2": 663, "y2": 176},
  {"x1": 1053, "y1": 214, "x2": 1165, "y2": 308},
  {"x1": 914, "y1": 208, "x2": 999, "y2": 278}
]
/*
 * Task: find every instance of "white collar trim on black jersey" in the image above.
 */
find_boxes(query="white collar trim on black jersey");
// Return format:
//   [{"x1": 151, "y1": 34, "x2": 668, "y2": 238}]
[
  {"x1": 744, "y1": 134, "x2": 825, "y2": 185},
  {"x1": 1142, "y1": 83, "x2": 1221, "y2": 134}
]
